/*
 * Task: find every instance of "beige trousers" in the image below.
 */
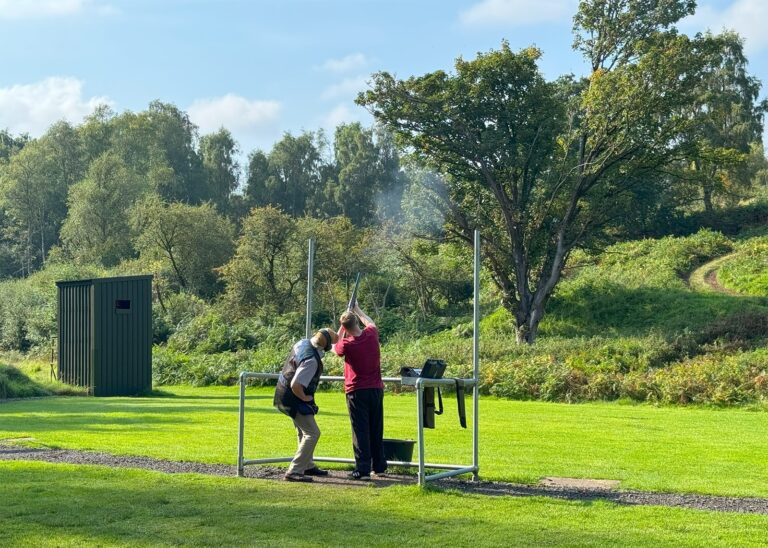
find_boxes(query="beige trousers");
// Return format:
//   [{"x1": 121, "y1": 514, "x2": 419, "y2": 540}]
[{"x1": 287, "y1": 412, "x2": 320, "y2": 474}]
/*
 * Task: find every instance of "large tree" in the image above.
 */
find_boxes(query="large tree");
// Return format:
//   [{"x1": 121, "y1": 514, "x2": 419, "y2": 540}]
[
  {"x1": 0, "y1": 122, "x2": 83, "y2": 274},
  {"x1": 0, "y1": 130, "x2": 28, "y2": 164},
  {"x1": 687, "y1": 31, "x2": 767, "y2": 211},
  {"x1": 244, "y1": 132, "x2": 324, "y2": 217},
  {"x1": 200, "y1": 128, "x2": 240, "y2": 213},
  {"x1": 327, "y1": 123, "x2": 407, "y2": 225},
  {"x1": 130, "y1": 196, "x2": 234, "y2": 297},
  {"x1": 219, "y1": 206, "x2": 308, "y2": 316},
  {"x1": 61, "y1": 152, "x2": 148, "y2": 266},
  {"x1": 106, "y1": 102, "x2": 206, "y2": 204},
  {"x1": 358, "y1": 0, "x2": 718, "y2": 343}
]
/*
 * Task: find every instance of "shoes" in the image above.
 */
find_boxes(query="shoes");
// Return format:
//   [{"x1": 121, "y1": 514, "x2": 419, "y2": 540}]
[
  {"x1": 372, "y1": 471, "x2": 388, "y2": 478},
  {"x1": 283, "y1": 472, "x2": 313, "y2": 482},
  {"x1": 304, "y1": 466, "x2": 329, "y2": 476},
  {"x1": 348, "y1": 470, "x2": 371, "y2": 481}
]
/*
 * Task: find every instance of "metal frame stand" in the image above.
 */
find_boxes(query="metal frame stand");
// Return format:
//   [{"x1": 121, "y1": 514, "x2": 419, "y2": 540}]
[{"x1": 237, "y1": 230, "x2": 482, "y2": 487}]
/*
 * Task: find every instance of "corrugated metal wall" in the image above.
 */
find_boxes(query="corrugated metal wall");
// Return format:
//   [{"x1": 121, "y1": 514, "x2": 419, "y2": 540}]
[
  {"x1": 57, "y1": 281, "x2": 92, "y2": 389},
  {"x1": 92, "y1": 276, "x2": 152, "y2": 396},
  {"x1": 57, "y1": 275, "x2": 152, "y2": 396}
]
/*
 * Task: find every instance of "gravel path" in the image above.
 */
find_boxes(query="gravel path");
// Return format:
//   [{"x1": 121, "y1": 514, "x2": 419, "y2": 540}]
[{"x1": 3, "y1": 442, "x2": 768, "y2": 514}]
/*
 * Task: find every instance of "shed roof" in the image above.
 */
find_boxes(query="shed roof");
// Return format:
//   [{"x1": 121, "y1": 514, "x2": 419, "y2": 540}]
[{"x1": 55, "y1": 274, "x2": 153, "y2": 287}]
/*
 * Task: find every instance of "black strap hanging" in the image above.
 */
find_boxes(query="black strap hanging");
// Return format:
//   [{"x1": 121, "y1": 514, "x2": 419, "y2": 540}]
[{"x1": 455, "y1": 379, "x2": 467, "y2": 429}]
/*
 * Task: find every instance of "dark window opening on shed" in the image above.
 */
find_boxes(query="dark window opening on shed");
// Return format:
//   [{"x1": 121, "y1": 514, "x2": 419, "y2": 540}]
[{"x1": 115, "y1": 299, "x2": 131, "y2": 312}]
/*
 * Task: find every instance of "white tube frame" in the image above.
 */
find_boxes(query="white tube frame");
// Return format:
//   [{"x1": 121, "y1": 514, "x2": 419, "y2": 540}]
[{"x1": 237, "y1": 232, "x2": 481, "y2": 487}]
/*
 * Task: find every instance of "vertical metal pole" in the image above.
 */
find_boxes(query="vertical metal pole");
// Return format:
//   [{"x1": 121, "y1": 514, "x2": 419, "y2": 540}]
[
  {"x1": 472, "y1": 229, "x2": 480, "y2": 481},
  {"x1": 237, "y1": 373, "x2": 246, "y2": 477},
  {"x1": 305, "y1": 238, "x2": 315, "y2": 339},
  {"x1": 416, "y1": 379, "x2": 425, "y2": 487}
]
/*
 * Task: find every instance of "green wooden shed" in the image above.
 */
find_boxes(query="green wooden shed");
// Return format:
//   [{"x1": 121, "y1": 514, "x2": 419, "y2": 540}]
[{"x1": 57, "y1": 275, "x2": 152, "y2": 396}]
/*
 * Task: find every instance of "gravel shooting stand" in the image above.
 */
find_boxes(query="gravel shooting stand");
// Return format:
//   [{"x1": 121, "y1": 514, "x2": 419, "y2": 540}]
[{"x1": 237, "y1": 232, "x2": 482, "y2": 487}]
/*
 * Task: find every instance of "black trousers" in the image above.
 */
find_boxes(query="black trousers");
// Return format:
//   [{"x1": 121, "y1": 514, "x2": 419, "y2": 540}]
[{"x1": 346, "y1": 388, "x2": 386, "y2": 475}]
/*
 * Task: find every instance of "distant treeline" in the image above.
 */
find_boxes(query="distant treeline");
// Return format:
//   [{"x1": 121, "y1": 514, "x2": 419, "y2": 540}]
[{"x1": 0, "y1": 102, "x2": 408, "y2": 279}]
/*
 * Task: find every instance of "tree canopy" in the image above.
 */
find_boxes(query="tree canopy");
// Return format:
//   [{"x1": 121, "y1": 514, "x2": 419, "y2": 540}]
[{"x1": 358, "y1": 0, "x2": 757, "y2": 343}]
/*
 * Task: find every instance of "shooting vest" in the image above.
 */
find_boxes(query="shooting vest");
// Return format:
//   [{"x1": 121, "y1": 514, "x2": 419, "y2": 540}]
[{"x1": 273, "y1": 339, "x2": 323, "y2": 418}]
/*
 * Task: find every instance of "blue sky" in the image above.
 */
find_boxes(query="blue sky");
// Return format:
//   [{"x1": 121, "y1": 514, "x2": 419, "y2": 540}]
[{"x1": 1, "y1": 0, "x2": 767, "y2": 157}]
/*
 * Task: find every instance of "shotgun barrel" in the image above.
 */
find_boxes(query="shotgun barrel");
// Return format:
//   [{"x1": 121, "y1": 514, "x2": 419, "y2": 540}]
[{"x1": 347, "y1": 272, "x2": 361, "y2": 311}]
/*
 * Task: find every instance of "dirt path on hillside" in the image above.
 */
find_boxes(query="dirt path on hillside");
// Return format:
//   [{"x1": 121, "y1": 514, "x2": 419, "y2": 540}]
[
  {"x1": 3, "y1": 442, "x2": 768, "y2": 515},
  {"x1": 688, "y1": 253, "x2": 741, "y2": 296}
]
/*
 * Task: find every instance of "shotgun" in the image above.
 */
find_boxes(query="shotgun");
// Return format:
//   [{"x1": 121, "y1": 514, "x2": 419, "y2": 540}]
[{"x1": 347, "y1": 272, "x2": 361, "y2": 311}]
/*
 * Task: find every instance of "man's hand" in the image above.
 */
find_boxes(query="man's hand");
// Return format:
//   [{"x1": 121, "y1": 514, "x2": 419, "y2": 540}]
[
  {"x1": 352, "y1": 303, "x2": 375, "y2": 328},
  {"x1": 291, "y1": 382, "x2": 314, "y2": 402}
]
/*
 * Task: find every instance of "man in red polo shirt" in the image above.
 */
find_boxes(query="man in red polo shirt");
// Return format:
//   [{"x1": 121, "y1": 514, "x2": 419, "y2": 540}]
[{"x1": 334, "y1": 303, "x2": 386, "y2": 481}]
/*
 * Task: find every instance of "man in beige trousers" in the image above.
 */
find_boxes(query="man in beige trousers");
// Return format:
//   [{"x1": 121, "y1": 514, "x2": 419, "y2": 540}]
[{"x1": 273, "y1": 328, "x2": 338, "y2": 482}]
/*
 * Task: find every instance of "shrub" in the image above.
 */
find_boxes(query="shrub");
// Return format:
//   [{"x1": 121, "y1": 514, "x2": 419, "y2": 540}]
[
  {"x1": 0, "y1": 281, "x2": 50, "y2": 351},
  {"x1": 654, "y1": 349, "x2": 768, "y2": 405},
  {"x1": 152, "y1": 345, "x2": 287, "y2": 386},
  {"x1": 167, "y1": 312, "x2": 262, "y2": 354},
  {"x1": 0, "y1": 363, "x2": 51, "y2": 399}
]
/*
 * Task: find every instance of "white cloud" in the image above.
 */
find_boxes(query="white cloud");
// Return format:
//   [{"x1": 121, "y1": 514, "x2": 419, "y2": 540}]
[
  {"x1": 682, "y1": 0, "x2": 768, "y2": 53},
  {"x1": 187, "y1": 94, "x2": 281, "y2": 136},
  {"x1": 321, "y1": 76, "x2": 369, "y2": 101},
  {"x1": 459, "y1": 0, "x2": 577, "y2": 27},
  {"x1": 0, "y1": 0, "x2": 114, "y2": 19},
  {"x1": 322, "y1": 104, "x2": 362, "y2": 130},
  {"x1": 0, "y1": 77, "x2": 111, "y2": 136},
  {"x1": 318, "y1": 53, "x2": 368, "y2": 74}
]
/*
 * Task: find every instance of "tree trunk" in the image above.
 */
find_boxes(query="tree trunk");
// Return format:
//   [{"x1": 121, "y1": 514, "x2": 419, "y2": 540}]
[
  {"x1": 514, "y1": 299, "x2": 544, "y2": 344},
  {"x1": 703, "y1": 182, "x2": 714, "y2": 213}
]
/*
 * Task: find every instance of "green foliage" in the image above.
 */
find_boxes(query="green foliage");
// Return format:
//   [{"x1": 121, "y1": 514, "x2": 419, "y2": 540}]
[
  {"x1": 359, "y1": 16, "x2": 719, "y2": 341},
  {"x1": 0, "y1": 261, "x2": 107, "y2": 351},
  {"x1": 152, "y1": 346, "x2": 286, "y2": 386},
  {"x1": 326, "y1": 123, "x2": 405, "y2": 225},
  {"x1": 0, "y1": 123, "x2": 84, "y2": 274},
  {"x1": 167, "y1": 313, "x2": 261, "y2": 354},
  {"x1": 155, "y1": 307, "x2": 303, "y2": 386},
  {"x1": 683, "y1": 31, "x2": 768, "y2": 211},
  {"x1": 152, "y1": 291, "x2": 208, "y2": 343},
  {"x1": 200, "y1": 128, "x2": 240, "y2": 213},
  {"x1": 648, "y1": 200, "x2": 768, "y2": 237},
  {"x1": 60, "y1": 151, "x2": 149, "y2": 266},
  {"x1": 483, "y1": 338, "x2": 768, "y2": 405},
  {"x1": 653, "y1": 349, "x2": 768, "y2": 405},
  {"x1": 0, "y1": 363, "x2": 51, "y2": 399},
  {"x1": 0, "y1": 281, "x2": 49, "y2": 351},
  {"x1": 243, "y1": 126, "x2": 406, "y2": 226},
  {"x1": 719, "y1": 235, "x2": 768, "y2": 296},
  {"x1": 219, "y1": 206, "x2": 309, "y2": 316},
  {"x1": 578, "y1": 229, "x2": 732, "y2": 289},
  {"x1": 244, "y1": 131, "x2": 324, "y2": 217},
  {"x1": 131, "y1": 196, "x2": 234, "y2": 297}
]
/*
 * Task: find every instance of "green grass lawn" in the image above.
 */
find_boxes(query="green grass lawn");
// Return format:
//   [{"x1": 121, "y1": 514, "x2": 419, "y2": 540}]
[
  {"x1": 3, "y1": 460, "x2": 768, "y2": 547},
  {"x1": 2, "y1": 386, "x2": 768, "y2": 497}
]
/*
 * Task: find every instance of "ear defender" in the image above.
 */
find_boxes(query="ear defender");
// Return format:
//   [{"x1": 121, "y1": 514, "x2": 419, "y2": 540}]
[{"x1": 320, "y1": 329, "x2": 332, "y2": 351}]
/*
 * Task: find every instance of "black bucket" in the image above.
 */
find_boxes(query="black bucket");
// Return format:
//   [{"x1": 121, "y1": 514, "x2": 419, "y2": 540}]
[{"x1": 382, "y1": 438, "x2": 415, "y2": 462}]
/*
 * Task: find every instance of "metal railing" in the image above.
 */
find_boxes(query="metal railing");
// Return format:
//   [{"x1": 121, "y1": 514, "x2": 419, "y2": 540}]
[
  {"x1": 237, "y1": 372, "x2": 479, "y2": 486},
  {"x1": 237, "y1": 229, "x2": 482, "y2": 487}
]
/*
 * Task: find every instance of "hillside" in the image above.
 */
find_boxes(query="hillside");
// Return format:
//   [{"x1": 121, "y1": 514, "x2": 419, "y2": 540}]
[
  {"x1": 4, "y1": 229, "x2": 768, "y2": 406},
  {"x1": 150, "y1": 229, "x2": 768, "y2": 406}
]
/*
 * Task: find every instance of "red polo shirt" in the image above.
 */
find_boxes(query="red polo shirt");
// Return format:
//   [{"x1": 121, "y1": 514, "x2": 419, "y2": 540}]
[{"x1": 334, "y1": 325, "x2": 384, "y2": 393}]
